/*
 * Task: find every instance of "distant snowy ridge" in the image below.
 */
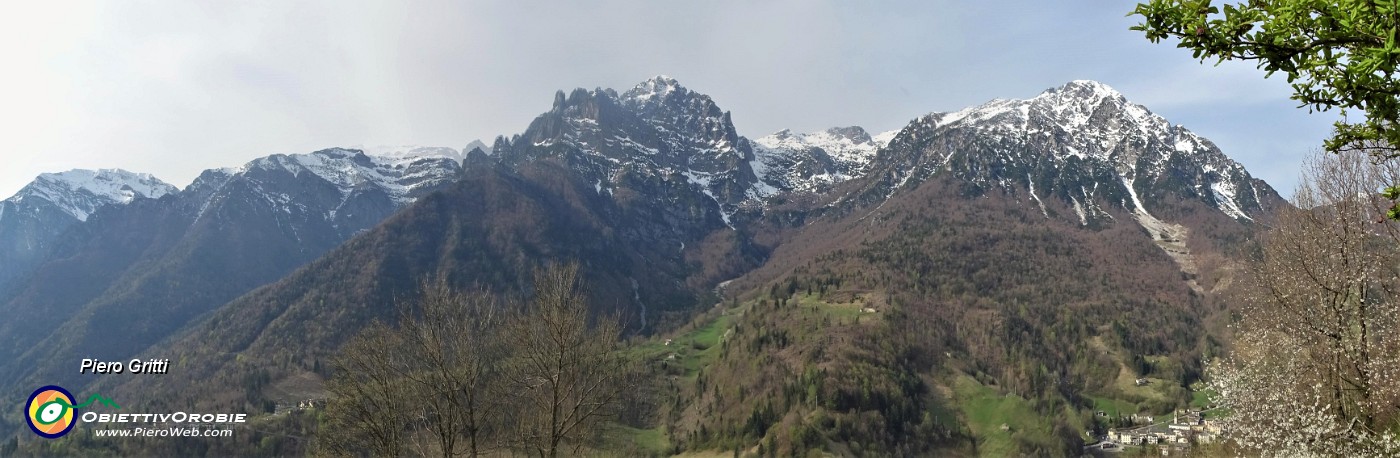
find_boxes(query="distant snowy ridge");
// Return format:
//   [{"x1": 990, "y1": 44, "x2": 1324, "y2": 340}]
[
  {"x1": 0, "y1": 169, "x2": 176, "y2": 289},
  {"x1": 5, "y1": 169, "x2": 176, "y2": 221},
  {"x1": 357, "y1": 145, "x2": 461, "y2": 161},
  {"x1": 750, "y1": 126, "x2": 897, "y2": 197},
  {"x1": 240, "y1": 148, "x2": 462, "y2": 206}
]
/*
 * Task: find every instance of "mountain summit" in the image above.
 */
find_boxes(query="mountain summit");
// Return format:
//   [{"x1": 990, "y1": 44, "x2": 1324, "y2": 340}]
[
  {"x1": 751, "y1": 126, "x2": 899, "y2": 196},
  {"x1": 7, "y1": 169, "x2": 175, "y2": 221},
  {"x1": 0, "y1": 169, "x2": 175, "y2": 291},
  {"x1": 863, "y1": 80, "x2": 1277, "y2": 224},
  {"x1": 494, "y1": 76, "x2": 758, "y2": 228}
]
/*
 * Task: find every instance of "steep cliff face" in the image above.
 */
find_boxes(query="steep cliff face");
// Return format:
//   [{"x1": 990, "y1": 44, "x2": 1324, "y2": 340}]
[{"x1": 493, "y1": 76, "x2": 761, "y2": 229}]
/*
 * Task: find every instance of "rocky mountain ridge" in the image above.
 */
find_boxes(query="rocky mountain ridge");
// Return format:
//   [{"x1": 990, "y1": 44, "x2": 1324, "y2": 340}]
[
  {"x1": 0, "y1": 147, "x2": 465, "y2": 397},
  {"x1": 6, "y1": 169, "x2": 176, "y2": 221},
  {"x1": 861, "y1": 80, "x2": 1275, "y2": 222},
  {"x1": 0, "y1": 78, "x2": 1286, "y2": 456},
  {"x1": 750, "y1": 126, "x2": 899, "y2": 196}
]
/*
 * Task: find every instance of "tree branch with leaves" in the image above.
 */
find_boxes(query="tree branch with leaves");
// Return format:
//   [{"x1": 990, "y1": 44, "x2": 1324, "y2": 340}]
[{"x1": 1132, "y1": 0, "x2": 1400, "y2": 214}]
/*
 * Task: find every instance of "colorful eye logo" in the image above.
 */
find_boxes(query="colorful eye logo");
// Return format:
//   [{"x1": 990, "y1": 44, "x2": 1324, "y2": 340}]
[{"x1": 26, "y1": 385, "x2": 76, "y2": 439}]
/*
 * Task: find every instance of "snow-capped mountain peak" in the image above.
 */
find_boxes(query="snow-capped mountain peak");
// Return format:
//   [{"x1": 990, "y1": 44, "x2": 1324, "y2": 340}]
[
  {"x1": 6, "y1": 169, "x2": 176, "y2": 221},
  {"x1": 871, "y1": 80, "x2": 1274, "y2": 227},
  {"x1": 0, "y1": 169, "x2": 175, "y2": 294},
  {"x1": 750, "y1": 126, "x2": 898, "y2": 196},
  {"x1": 1055, "y1": 79, "x2": 1126, "y2": 100},
  {"x1": 240, "y1": 148, "x2": 461, "y2": 206},
  {"x1": 754, "y1": 126, "x2": 896, "y2": 166},
  {"x1": 618, "y1": 76, "x2": 731, "y2": 130},
  {"x1": 622, "y1": 75, "x2": 685, "y2": 105},
  {"x1": 352, "y1": 144, "x2": 473, "y2": 163},
  {"x1": 967, "y1": 80, "x2": 1130, "y2": 126}
]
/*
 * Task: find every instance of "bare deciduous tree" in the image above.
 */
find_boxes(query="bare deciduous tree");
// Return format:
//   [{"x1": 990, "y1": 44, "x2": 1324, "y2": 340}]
[
  {"x1": 501, "y1": 263, "x2": 634, "y2": 458},
  {"x1": 321, "y1": 281, "x2": 505, "y2": 458},
  {"x1": 397, "y1": 281, "x2": 504, "y2": 457},
  {"x1": 321, "y1": 264, "x2": 634, "y2": 458},
  {"x1": 1211, "y1": 150, "x2": 1400, "y2": 456},
  {"x1": 321, "y1": 323, "x2": 412, "y2": 457}
]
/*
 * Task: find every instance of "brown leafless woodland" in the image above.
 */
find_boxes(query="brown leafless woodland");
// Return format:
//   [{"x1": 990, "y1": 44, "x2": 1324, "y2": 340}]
[{"x1": 320, "y1": 264, "x2": 633, "y2": 457}]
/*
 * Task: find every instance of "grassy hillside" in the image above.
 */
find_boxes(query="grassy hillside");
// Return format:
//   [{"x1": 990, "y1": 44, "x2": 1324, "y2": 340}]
[
  {"x1": 639, "y1": 176, "x2": 1244, "y2": 456},
  {"x1": 647, "y1": 291, "x2": 970, "y2": 457}
]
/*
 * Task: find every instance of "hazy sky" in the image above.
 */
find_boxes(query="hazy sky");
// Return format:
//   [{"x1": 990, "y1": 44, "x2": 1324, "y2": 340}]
[{"x1": 0, "y1": 1, "x2": 1336, "y2": 198}]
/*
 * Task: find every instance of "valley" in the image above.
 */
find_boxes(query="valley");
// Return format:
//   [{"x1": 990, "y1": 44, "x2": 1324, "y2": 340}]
[{"x1": 1, "y1": 77, "x2": 1278, "y2": 456}]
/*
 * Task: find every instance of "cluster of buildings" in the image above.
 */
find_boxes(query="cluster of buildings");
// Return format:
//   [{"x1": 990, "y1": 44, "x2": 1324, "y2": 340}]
[
  {"x1": 1105, "y1": 409, "x2": 1222, "y2": 452},
  {"x1": 295, "y1": 399, "x2": 325, "y2": 410},
  {"x1": 273, "y1": 398, "x2": 325, "y2": 415}
]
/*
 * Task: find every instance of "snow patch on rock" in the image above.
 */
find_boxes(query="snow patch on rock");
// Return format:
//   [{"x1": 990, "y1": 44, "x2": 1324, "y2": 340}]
[{"x1": 6, "y1": 169, "x2": 177, "y2": 221}]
